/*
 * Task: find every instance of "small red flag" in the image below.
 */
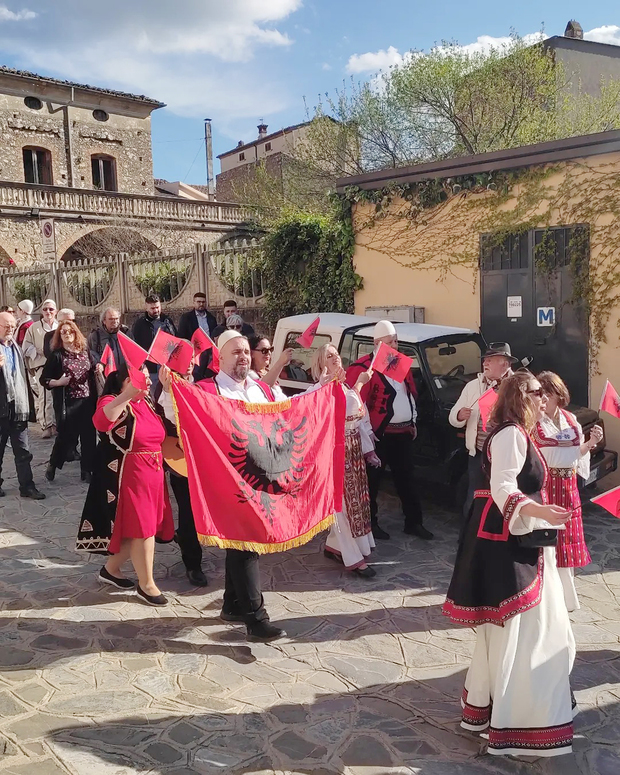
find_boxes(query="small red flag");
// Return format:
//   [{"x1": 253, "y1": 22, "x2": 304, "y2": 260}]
[
  {"x1": 148, "y1": 329, "x2": 194, "y2": 375},
  {"x1": 99, "y1": 343, "x2": 116, "y2": 378},
  {"x1": 478, "y1": 387, "x2": 498, "y2": 431},
  {"x1": 600, "y1": 380, "x2": 620, "y2": 420},
  {"x1": 117, "y1": 331, "x2": 149, "y2": 371},
  {"x1": 191, "y1": 327, "x2": 219, "y2": 371},
  {"x1": 370, "y1": 341, "x2": 413, "y2": 383},
  {"x1": 127, "y1": 363, "x2": 148, "y2": 391},
  {"x1": 296, "y1": 316, "x2": 320, "y2": 348},
  {"x1": 591, "y1": 485, "x2": 620, "y2": 518}
]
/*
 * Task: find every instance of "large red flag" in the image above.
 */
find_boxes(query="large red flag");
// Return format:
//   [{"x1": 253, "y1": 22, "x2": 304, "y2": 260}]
[
  {"x1": 191, "y1": 328, "x2": 219, "y2": 371},
  {"x1": 99, "y1": 343, "x2": 116, "y2": 377},
  {"x1": 371, "y1": 341, "x2": 413, "y2": 383},
  {"x1": 148, "y1": 329, "x2": 194, "y2": 375},
  {"x1": 117, "y1": 331, "x2": 149, "y2": 370},
  {"x1": 600, "y1": 380, "x2": 620, "y2": 420},
  {"x1": 170, "y1": 379, "x2": 346, "y2": 552},
  {"x1": 296, "y1": 316, "x2": 320, "y2": 348},
  {"x1": 478, "y1": 387, "x2": 498, "y2": 431},
  {"x1": 591, "y1": 485, "x2": 620, "y2": 518}
]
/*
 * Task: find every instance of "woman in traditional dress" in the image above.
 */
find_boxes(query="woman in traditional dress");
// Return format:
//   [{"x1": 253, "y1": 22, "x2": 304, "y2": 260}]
[
  {"x1": 41, "y1": 320, "x2": 98, "y2": 483},
  {"x1": 534, "y1": 371, "x2": 602, "y2": 611},
  {"x1": 76, "y1": 363, "x2": 174, "y2": 606},
  {"x1": 443, "y1": 371, "x2": 575, "y2": 758},
  {"x1": 306, "y1": 343, "x2": 380, "y2": 578}
]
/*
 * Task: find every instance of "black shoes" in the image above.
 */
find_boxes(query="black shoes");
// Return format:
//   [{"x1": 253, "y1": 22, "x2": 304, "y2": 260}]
[
  {"x1": 137, "y1": 586, "x2": 168, "y2": 606},
  {"x1": 99, "y1": 566, "x2": 135, "y2": 590},
  {"x1": 0, "y1": 487, "x2": 5, "y2": 497},
  {"x1": 353, "y1": 565, "x2": 377, "y2": 578},
  {"x1": 219, "y1": 609, "x2": 245, "y2": 622},
  {"x1": 81, "y1": 472, "x2": 92, "y2": 483},
  {"x1": 187, "y1": 568, "x2": 209, "y2": 587},
  {"x1": 372, "y1": 524, "x2": 390, "y2": 540},
  {"x1": 20, "y1": 486, "x2": 45, "y2": 500},
  {"x1": 246, "y1": 620, "x2": 287, "y2": 642},
  {"x1": 45, "y1": 465, "x2": 55, "y2": 481},
  {"x1": 404, "y1": 524, "x2": 434, "y2": 540},
  {"x1": 323, "y1": 549, "x2": 344, "y2": 564}
]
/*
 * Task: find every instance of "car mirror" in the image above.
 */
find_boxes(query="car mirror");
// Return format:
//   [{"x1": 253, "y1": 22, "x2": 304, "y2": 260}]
[{"x1": 438, "y1": 346, "x2": 457, "y2": 356}]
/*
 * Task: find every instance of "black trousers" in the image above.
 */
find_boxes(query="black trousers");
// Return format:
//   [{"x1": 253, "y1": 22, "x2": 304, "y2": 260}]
[
  {"x1": 367, "y1": 432, "x2": 423, "y2": 529},
  {"x1": 0, "y1": 407, "x2": 34, "y2": 491},
  {"x1": 168, "y1": 473, "x2": 203, "y2": 572},
  {"x1": 223, "y1": 549, "x2": 268, "y2": 624},
  {"x1": 49, "y1": 397, "x2": 96, "y2": 474},
  {"x1": 463, "y1": 451, "x2": 483, "y2": 521}
]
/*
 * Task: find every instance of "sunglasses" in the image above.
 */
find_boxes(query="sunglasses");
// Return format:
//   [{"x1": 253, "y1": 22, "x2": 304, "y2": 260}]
[
  {"x1": 527, "y1": 388, "x2": 544, "y2": 397},
  {"x1": 228, "y1": 325, "x2": 243, "y2": 331},
  {"x1": 253, "y1": 347, "x2": 274, "y2": 355},
  {"x1": 42, "y1": 307, "x2": 55, "y2": 312}
]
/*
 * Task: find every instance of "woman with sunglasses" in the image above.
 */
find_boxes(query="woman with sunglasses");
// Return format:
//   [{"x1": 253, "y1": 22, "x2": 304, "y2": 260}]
[
  {"x1": 534, "y1": 371, "x2": 602, "y2": 611},
  {"x1": 248, "y1": 335, "x2": 292, "y2": 399},
  {"x1": 443, "y1": 371, "x2": 575, "y2": 759},
  {"x1": 41, "y1": 320, "x2": 98, "y2": 483}
]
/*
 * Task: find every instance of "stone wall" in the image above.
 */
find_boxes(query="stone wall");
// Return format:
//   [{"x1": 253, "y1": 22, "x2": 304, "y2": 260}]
[{"x1": 216, "y1": 154, "x2": 284, "y2": 203}]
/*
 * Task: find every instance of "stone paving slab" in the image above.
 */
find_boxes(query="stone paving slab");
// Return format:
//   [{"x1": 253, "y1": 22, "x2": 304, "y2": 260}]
[{"x1": 0, "y1": 428, "x2": 618, "y2": 773}]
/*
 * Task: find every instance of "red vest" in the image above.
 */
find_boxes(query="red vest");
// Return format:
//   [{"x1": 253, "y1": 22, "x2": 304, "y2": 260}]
[
  {"x1": 197, "y1": 377, "x2": 275, "y2": 402},
  {"x1": 346, "y1": 353, "x2": 418, "y2": 437}
]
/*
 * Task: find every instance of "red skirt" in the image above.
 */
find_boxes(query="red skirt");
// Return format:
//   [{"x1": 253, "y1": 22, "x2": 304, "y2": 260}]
[{"x1": 547, "y1": 469, "x2": 591, "y2": 568}]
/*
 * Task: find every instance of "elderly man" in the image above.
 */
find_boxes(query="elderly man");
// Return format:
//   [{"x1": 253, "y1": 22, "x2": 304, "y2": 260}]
[
  {"x1": 177, "y1": 292, "x2": 217, "y2": 341},
  {"x1": 449, "y1": 341, "x2": 517, "y2": 518},
  {"x1": 346, "y1": 320, "x2": 432, "y2": 541},
  {"x1": 15, "y1": 300, "x2": 34, "y2": 347},
  {"x1": 161, "y1": 329, "x2": 285, "y2": 642},
  {"x1": 0, "y1": 312, "x2": 45, "y2": 499},
  {"x1": 88, "y1": 307, "x2": 130, "y2": 369},
  {"x1": 212, "y1": 300, "x2": 254, "y2": 339},
  {"x1": 22, "y1": 299, "x2": 57, "y2": 437}
]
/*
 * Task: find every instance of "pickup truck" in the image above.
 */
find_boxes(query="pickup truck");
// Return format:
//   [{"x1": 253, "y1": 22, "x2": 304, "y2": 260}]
[{"x1": 272, "y1": 313, "x2": 618, "y2": 501}]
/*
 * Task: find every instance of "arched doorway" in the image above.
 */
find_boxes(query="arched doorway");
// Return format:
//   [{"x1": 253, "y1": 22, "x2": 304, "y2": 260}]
[{"x1": 60, "y1": 228, "x2": 157, "y2": 263}]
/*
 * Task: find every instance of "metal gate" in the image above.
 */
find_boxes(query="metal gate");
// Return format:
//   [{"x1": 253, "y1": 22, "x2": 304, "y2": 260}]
[{"x1": 480, "y1": 225, "x2": 590, "y2": 405}]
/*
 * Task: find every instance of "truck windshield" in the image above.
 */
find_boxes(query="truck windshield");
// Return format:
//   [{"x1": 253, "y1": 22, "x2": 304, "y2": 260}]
[{"x1": 422, "y1": 338, "x2": 483, "y2": 405}]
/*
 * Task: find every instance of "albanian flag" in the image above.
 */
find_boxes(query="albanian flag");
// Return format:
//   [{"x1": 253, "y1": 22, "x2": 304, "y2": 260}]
[
  {"x1": 100, "y1": 343, "x2": 116, "y2": 377},
  {"x1": 191, "y1": 328, "x2": 219, "y2": 371},
  {"x1": 149, "y1": 329, "x2": 194, "y2": 375},
  {"x1": 170, "y1": 379, "x2": 346, "y2": 552},
  {"x1": 591, "y1": 485, "x2": 620, "y2": 518},
  {"x1": 117, "y1": 332, "x2": 150, "y2": 390},
  {"x1": 600, "y1": 380, "x2": 620, "y2": 420},
  {"x1": 296, "y1": 316, "x2": 320, "y2": 348},
  {"x1": 478, "y1": 387, "x2": 498, "y2": 431},
  {"x1": 371, "y1": 341, "x2": 413, "y2": 383}
]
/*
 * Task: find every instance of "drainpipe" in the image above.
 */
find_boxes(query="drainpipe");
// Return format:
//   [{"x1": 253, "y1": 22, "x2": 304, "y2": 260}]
[{"x1": 63, "y1": 87, "x2": 75, "y2": 187}]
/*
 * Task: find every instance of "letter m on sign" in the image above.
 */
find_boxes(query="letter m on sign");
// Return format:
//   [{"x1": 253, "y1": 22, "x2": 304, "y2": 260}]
[{"x1": 537, "y1": 307, "x2": 555, "y2": 327}]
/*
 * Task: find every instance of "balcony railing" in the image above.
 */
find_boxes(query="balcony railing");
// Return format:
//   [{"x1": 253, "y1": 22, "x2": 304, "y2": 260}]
[{"x1": 0, "y1": 181, "x2": 250, "y2": 225}]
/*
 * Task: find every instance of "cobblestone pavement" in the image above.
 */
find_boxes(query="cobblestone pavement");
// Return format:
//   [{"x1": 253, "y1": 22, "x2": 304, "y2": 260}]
[{"x1": 0, "y1": 429, "x2": 619, "y2": 775}]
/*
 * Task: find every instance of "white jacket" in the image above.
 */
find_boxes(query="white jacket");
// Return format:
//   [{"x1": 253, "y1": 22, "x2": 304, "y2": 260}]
[{"x1": 448, "y1": 374, "x2": 488, "y2": 456}]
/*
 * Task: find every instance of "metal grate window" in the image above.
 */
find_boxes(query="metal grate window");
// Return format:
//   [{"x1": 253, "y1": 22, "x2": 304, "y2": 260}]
[
  {"x1": 533, "y1": 226, "x2": 589, "y2": 270},
  {"x1": 481, "y1": 232, "x2": 529, "y2": 270}
]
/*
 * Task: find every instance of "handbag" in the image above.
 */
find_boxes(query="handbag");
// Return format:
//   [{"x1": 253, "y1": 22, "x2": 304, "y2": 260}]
[{"x1": 515, "y1": 528, "x2": 558, "y2": 548}]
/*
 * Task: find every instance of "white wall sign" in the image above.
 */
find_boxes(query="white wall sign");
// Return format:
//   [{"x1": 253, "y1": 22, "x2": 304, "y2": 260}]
[
  {"x1": 40, "y1": 218, "x2": 56, "y2": 261},
  {"x1": 537, "y1": 307, "x2": 556, "y2": 327},
  {"x1": 506, "y1": 296, "x2": 522, "y2": 318}
]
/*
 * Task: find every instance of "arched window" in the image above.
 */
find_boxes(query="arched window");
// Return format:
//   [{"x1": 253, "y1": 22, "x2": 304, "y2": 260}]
[
  {"x1": 23, "y1": 147, "x2": 53, "y2": 185},
  {"x1": 91, "y1": 154, "x2": 117, "y2": 191}
]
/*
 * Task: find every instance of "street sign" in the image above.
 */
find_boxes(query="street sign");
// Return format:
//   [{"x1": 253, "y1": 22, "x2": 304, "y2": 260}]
[
  {"x1": 40, "y1": 218, "x2": 56, "y2": 261},
  {"x1": 537, "y1": 307, "x2": 555, "y2": 327}
]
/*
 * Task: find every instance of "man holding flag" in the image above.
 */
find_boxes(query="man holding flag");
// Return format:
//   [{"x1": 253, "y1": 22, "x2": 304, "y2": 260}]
[
  {"x1": 346, "y1": 320, "x2": 432, "y2": 541},
  {"x1": 449, "y1": 342, "x2": 517, "y2": 518}
]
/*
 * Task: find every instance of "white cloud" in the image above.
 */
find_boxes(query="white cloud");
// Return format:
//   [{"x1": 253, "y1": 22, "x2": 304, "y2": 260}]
[
  {"x1": 322, "y1": 62, "x2": 332, "y2": 71},
  {"x1": 585, "y1": 25, "x2": 620, "y2": 46},
  {"x1": 346, "y1": 46, "x2": 405, "y2": 74},
  {"x1": 0, "y1": 5, "x2": 36, "y2": 21},
  {"x1": 0, "y1": 0, "x2": 302, "y2": 118}
]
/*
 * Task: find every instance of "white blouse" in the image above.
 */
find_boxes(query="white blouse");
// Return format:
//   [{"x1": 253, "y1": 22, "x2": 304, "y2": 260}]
[
  {"x1": 536, "y1": 411, "x2": 589, "y2": 480},
  {"x1": 303, "y1": 382, "x2": 375, "y2": 455}
]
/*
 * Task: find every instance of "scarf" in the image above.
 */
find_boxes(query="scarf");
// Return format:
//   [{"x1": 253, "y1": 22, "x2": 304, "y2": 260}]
[{"x1": 1, "y1": 341, "x2": 30, "y2": 422}]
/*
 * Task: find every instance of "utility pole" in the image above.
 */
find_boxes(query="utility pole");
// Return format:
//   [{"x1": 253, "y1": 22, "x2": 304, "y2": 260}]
[{"x1": 204, "y1": 118, "x2": 214, "y2": 199}]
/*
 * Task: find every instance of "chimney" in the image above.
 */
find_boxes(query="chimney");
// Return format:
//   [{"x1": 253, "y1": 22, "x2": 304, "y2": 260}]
[
  {"x1": 257, "y1": 122, "x2": 268, "y2": 139},
  {"x1": 564, "y1": 20, "x2": 584, "y2": 40}
]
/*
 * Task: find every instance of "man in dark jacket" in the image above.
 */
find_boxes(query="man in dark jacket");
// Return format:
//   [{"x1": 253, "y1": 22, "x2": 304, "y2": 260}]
[
  {"x1": 0, "y1": 312, "x2": 45, "y2": 499},
  {"x1": 211, "y1": 300, "x2": 254, "y2": 339},
  {"x1": 88, "y1": 307, "x2": 130, "y2": 369},
  {"x1": 132, "y1": 295, "x2": 176, "y2": 392},
  {"x1": 177, "y1": 292, "x2": 217, "y2": 341}
]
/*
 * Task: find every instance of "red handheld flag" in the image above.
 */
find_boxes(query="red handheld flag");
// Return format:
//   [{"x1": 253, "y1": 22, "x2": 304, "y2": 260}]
[
  {"x1": 148, "y1": 329, "x2": 194, "y2": 375},
  {"x1": 127, "y1": 362, "x2": 148, "y2": 391},
  {"x1": 478, "y1": 387, "x2": 498, "y2": 431},
  {"x1": 117, "y1": 331, "x2": 149, "y2": 371},
  {"x1": 600, "y1": 380, "x2": 620, "y2": 420},
  {"x1": 99, "y1": 343, "x2": 116, "y2": 378},
  {"x1": 296, "y1": 316, "x2": 320, "y2": 348},
  {"x1": 370, "y1": 341, "x2": 413, "y2": 383},
  {"x1": 591, "y1": 485, "x2": 620, "y2": 518},
  {"x1": 191, "y1": 327, "x2": 219, "y2": 371}
]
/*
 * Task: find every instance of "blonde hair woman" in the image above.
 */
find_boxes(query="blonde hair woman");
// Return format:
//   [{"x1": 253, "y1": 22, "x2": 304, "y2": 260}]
[{"x1": 443, "y1": 371, "x2": 576, "y2": 758}]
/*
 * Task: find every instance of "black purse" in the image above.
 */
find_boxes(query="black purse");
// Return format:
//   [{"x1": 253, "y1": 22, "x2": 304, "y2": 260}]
[{"x1": 515, "y1": 528, "x2": 558, "y2": 548}]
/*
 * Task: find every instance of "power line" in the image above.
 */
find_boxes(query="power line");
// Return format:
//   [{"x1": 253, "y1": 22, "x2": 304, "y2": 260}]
[{"x1": 182, "y1": 139, "x2": 206, "y2": 183}]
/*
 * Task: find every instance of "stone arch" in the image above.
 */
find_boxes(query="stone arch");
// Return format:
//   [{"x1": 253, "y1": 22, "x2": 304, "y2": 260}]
[{"x1": 60, "y1": 227, "x2": 158, "y2": 262}]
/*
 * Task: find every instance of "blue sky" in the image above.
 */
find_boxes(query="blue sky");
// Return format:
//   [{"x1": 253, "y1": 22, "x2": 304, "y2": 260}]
[{"x1": 0, "y1": 1, "x2": 618, "y2": 186}]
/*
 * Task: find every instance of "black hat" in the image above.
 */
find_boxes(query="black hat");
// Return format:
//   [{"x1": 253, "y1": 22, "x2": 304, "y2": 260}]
[{"x1": 482, "y1": 342, "x2": 519, "y2": 363}]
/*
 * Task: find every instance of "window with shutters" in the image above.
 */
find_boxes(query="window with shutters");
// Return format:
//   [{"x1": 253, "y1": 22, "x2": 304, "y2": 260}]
[
  {"x1": 91, "y1": 154, "x2": 117, "y2": 191},
  {"x1": 23, "y1": 147, "x2": 53, "y2": 185}
]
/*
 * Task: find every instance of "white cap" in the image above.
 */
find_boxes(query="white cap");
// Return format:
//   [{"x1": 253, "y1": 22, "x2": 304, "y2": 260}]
[
  {"x1": 217, "y1": 329, "x2": 244, "y2": 352},
  {"x1": 17, "y1": 299, "x2": 33, "y2": 315},
  {"x1": 41, "y1": 299, "x2": 57, "y2": 309},
  {"x1": 373, "y1": 319, "x2": 396, "y2": 340}
]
